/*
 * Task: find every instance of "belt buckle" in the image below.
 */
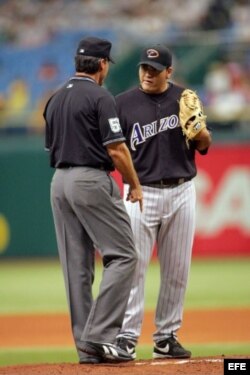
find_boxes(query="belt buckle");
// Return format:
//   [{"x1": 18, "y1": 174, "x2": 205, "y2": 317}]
[
  {"x1": 160, "y1": 179, "x2": 170, "y2": 188},
  {"x1": 178, "y1": 178, "x2": 184, "y2": 185}
]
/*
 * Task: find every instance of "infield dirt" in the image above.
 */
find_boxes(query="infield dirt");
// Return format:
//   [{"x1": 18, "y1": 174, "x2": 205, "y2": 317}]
[
  {"x1": 0, "y1": 308, "x2": 249, "y2": 375},
  {"x1": 1, "y1": 308, "x2": 250, "y2": 347}
]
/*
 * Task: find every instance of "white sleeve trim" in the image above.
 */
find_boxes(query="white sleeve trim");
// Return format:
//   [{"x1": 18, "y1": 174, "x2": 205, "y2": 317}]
[{"x1": 103, "y1": 137, "x2": 125, "y2": 146}]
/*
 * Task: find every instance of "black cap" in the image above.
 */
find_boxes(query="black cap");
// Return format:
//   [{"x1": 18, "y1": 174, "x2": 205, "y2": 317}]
[
  {"x1": 76, "y1": 36, "x2": 114, "y2": 63},
  {"x1": 139, "y1": 44, "x2": 172, "y2": 71}
]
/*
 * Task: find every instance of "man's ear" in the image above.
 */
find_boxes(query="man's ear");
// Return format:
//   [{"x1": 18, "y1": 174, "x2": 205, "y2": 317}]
[
  {"x1": 99, "y1": 58, "x2": 106, "y2": 71},
  {"x1": 166, "y1": 66, "x2": 173, "y2": 77}
]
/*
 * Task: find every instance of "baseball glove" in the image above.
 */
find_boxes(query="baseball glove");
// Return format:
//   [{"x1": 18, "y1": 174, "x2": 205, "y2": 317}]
[{"x1": 179, "y1": 89, "x2": 207, "y2": 147}]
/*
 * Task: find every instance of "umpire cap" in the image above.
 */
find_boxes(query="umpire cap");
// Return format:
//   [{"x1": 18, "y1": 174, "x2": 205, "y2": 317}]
[
  {"x1": 76, "y1": 36, "x2": 115, "y2": 63},
  {"x1": 139, "y1": 44, "x2": 172, "y2": 71}
]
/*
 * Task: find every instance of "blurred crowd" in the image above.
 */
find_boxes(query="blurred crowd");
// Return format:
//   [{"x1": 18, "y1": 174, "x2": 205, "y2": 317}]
[
  {"x1": 203, "y1": 58, "x2": 250, "y2": 130},
  {"x1": 0, "y1": 0, "x2": 250, "y2": 47},
  {"x1": 0, "y1": 0, "x2": 250, "y2": 135}
]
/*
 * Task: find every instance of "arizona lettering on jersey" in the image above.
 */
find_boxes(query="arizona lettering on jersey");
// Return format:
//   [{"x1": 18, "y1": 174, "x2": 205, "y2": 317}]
[
  {"x1": 115, "y1": 83, "x2": 206, "y2": 184},
  {"x1": 130, "y1": 114, "x2": 179, "y2": 151}
]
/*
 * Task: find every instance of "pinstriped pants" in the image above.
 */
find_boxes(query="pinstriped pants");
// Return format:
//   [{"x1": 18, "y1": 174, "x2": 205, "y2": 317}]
[{"x1": 119, "y1": 180, "x2": 196, "y2": 344}]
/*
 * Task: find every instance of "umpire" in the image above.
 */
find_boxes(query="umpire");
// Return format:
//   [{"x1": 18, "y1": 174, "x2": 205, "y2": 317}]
[{"x1": 43, "y1": 36, "x2": 142, "y2": 364}]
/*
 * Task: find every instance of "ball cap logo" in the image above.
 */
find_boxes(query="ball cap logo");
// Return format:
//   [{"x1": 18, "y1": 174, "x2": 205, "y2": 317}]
[
  {"x1": 146, "y1": 49, "x2": 160, "y2": 59},
  {"x1": 139, "y1": 44, "x2": 172, "y2": 71}
]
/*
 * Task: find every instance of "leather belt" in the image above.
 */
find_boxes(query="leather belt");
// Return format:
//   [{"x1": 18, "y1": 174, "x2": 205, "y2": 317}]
[
  {"x1": 142, "y1": 177, "x2": 191, "y2": 188},
  {"x1": 59, "y1": 164, "x2": 108, "y2": 171}
]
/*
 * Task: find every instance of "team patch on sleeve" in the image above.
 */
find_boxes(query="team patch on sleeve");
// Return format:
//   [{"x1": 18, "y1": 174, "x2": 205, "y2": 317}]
[{"x1": 108, "y1": 117, "x2": 122, "y2": 133}]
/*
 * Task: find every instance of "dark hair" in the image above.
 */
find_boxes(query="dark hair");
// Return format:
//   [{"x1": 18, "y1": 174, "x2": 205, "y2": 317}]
[{"x1": 75, "y1": 55, "x2": 101, "y2": 74}]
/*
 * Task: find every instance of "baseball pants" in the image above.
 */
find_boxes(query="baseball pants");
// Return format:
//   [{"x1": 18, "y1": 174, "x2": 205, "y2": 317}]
[
  {"x1": 119, "y1": 180, "x2": 196, "y2": 343},
  {"x1": 50, "y1": 167, "x2": 137, "y2": 358}
]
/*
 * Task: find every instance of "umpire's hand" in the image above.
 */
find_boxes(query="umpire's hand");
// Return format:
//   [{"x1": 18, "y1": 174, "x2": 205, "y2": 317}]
[{"x1": 126, "y1": 186, "x2": 143, "y2": 212}]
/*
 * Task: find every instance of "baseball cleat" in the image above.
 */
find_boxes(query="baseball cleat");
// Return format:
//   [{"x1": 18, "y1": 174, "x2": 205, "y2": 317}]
[
  {"x1": 116, "y1": 337, "x2": 136, "y2": 359},
  {"x1": 79, "y1": 341, "x2": 134, "y2": 363},
  {"x1": 79, "y1": 352, "x2": 103, "y2": 364},
  {"x1": 153, "y1": 335, "x2": 191, "y2": 359}
]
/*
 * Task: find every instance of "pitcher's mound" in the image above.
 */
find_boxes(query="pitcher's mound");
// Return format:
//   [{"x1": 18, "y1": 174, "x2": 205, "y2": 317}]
[{"x1": 1, "y1": 356, "x2": 249, "y2": 375}]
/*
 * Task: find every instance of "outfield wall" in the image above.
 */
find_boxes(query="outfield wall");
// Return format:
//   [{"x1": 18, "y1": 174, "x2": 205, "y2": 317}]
[
  {"x1": 0, "y1": 136, "x2": 56, "y2": 257},
  {"x1": 0, "y1": 137, "x2": 249, "y2": 258}
]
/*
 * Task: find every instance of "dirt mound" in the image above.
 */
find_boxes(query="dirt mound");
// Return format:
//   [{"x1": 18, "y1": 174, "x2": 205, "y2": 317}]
[{"x1": 0, "y1": 357, "x2": 229, "y2": 375}]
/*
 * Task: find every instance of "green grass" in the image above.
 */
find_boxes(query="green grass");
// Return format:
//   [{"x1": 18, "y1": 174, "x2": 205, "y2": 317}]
[
  {"x1": 0, "y1": 257, "x2": 249, "y2": 366},
  {"x1": 0, "y1": 347, "x2": 78, "y2": 366},
  {"x1": 0, "y1": 260, "x2": 67, "y2": 313},
  {"x1": 0, "y1": 257, "x2": 249, "y2": 314},
  {"x1": 145, "y1": 257, "x2": 250, "y2": 310},
  {"x1": 0, "y1": 343, "x2": 250, "y2": 366},
  {"x1": 185, "y1": 258, "x2": 250, "y2": 309}
]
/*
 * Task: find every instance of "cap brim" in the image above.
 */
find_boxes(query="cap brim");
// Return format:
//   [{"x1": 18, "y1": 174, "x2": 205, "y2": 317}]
[
  {"x1": 138, "y1": 61, "x2": 166, "y2": 71},
  {"x1": 109, "y1": 57, "x2": 115, "y2": 63}
]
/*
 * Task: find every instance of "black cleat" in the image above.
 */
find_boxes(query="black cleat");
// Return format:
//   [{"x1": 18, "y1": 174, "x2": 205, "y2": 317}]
[
  {"x1": 116, "y1": 337, "x2": 136, "y2": 359},
  {"x1": 153, "y1": 335, "x2": 191, "y2": 359},
  {"x1": 79, "y1": 354, "x2": 102, "y2": 364},
  {"x1": 79, "y1": 341, "x2": 134, "y2": 363}
]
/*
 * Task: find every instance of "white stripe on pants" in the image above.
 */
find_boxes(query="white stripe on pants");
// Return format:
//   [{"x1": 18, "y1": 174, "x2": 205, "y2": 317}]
[{"x1": 119, "y1": 180, "x2": 196, "y2": 343}]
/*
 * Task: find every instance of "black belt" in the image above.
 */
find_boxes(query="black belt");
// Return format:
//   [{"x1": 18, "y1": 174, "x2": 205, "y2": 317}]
[
  {"x1": 142, "y1": 177, "x2": 191, "y2": 188},
  {"x1": 58, "y1": 164, "x2": 109, "y2": 171}
]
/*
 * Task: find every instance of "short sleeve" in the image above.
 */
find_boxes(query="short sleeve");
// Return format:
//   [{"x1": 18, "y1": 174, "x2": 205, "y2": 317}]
[{"x1": 97, "y1": 92, "x2": 125, "y2": 146}]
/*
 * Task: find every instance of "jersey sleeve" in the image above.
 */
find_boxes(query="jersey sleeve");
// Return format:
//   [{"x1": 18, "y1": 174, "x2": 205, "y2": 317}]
[
  {"x1": 97, "y1": 91, "x2": 126, "y2": 146},
  {"x1": 115, "y1": 98, "x2": 131, "y2": 146}
]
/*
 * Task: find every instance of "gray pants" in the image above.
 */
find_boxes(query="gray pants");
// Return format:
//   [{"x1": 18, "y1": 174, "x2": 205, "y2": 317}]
[{"x1": 50, "y1": 167, "x2": 137, "y2": 359}]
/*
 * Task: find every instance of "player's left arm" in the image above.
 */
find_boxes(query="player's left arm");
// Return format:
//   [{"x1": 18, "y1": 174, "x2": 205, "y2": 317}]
[
  {"x1": 193, "y1": 127, "x2": 212, "y2": 153},
  {"x1": 179, "y1": 88, "x2": 212, "y2": 153}
]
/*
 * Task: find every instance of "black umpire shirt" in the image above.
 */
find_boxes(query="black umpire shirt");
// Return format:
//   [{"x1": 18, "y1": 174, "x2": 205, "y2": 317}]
[{"x1": 44, "y1": 76, "x2": 125, "y2": 171}]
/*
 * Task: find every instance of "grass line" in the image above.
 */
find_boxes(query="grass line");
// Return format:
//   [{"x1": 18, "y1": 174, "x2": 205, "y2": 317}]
[
  {"x1": 0, "y1": 343, "x2": 250, "y2": 366},
  {"x1": 0, "y1": 258, "x2": 250, "y2": 313}
]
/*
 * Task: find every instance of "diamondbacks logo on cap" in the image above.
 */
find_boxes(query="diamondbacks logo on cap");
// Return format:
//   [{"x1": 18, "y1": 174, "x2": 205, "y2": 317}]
[{"x1": 147, "y1": 49, "x2": 160, "y2": 59}]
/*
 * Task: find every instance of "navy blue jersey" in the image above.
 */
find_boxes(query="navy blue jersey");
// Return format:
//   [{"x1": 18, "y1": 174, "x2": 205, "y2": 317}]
[
  {"x1": 116, "y1": 82, "x2": 206, "y2": 184},
  {"x1": 44, "y1": 76, "x2": 125, "y2": 170}
]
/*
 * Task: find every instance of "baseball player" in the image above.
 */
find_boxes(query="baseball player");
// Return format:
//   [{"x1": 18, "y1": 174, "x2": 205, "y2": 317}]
[
  {"x1": 43, "y1": 36, "x2": 143, "y2": 364},
  {"x1": 116, "y1": 44, "x2": 212, "y2": 359}
]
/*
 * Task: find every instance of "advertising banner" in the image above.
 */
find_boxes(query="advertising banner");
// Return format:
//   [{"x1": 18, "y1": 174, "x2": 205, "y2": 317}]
[
  {"x1": 193, "y1": 144, "x2": 250, "y2": 256},
  {"x1": 112, "y1": 144, "x2": 250, "y2": 257}
]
